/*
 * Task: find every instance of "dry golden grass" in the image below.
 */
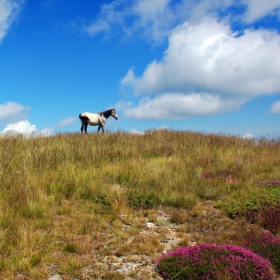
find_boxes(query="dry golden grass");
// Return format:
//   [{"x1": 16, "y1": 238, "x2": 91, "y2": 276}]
[{"x1": 0, "y1": 130, "x2": 280, "y2": 279}]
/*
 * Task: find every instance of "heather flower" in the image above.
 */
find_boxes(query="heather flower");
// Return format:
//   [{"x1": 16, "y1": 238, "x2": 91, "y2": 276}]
[
  {"x1": 202, "y1": 171, "x2": 214, "y2": 179},
  {"x1": 202, "y1": 168, "x2": 233, "y2": 180},
  {"x1": 258, "y1": 207, "x2": 280, "y2": 233},
  {"x1": 257, "y1": 180, "x2": 280, "y2": 186},
  {"x1": 244, "y1": 232, "x2": 280, "y2": 273},
  {"x1": 157, "y1": 244, "x2": 274, "y2": 279},
  {"x1": 215, "y1": 168, "x2": 232, "y2": 178}
]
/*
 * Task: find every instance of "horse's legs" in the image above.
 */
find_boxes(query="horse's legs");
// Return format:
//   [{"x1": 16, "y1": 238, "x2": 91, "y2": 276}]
[
  {"x1": 84, "y1": 123, "x2": 88, "y2": 134},
  {"x1": 97, "y1": 124, "x2": 104, "y2": 133},
  {"x1": 80, "y1": 121, "x2": 88, "y2": 133}
]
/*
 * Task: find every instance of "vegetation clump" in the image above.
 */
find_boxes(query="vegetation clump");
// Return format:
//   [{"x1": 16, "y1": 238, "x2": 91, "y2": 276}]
[
  {"x1": 244, "y1": 232, "x2": 280, "y2": 274},
  {"x1": 258, "y1": 206, "x2": 280, "y2": 233},
  {"x1": 157, "y1": 244, "x2": 275, "y2": 280},
  {"x1": 225, "y1": 183, "x2": 280, "y2": 219}
]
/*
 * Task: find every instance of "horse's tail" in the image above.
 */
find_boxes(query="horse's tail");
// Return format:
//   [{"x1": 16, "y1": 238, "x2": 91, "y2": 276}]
[{"x1": 79, "y1": 114, "x2": 89, "y2": 122}]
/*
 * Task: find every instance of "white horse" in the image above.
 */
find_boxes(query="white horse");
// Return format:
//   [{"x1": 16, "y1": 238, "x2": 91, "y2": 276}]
[{"x1": 79, "y1": 108, "x2": 118, "y2": 134}]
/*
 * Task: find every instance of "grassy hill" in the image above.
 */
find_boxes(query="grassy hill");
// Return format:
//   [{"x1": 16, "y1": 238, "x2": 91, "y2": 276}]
[{"x1": 0, "y1": 130, "x2": 280, "y2": 279}]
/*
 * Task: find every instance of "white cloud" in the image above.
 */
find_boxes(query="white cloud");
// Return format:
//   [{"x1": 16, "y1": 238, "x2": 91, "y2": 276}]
[
  {"x1": 2, "y1": 120, "x2": 37, "y2": 134},
  {"x1": 184, "y1": 0, "x2": 234, "y2": 23},
  {"x1": 242, "y1": 132, "x2": 254, "y2": 139},
  {"x1": 131, "y1": 0, "x2": 176, "y2": 40},
  {"x1": 126, "y1": 18, "x2": 280, "y2": 97},
  {"x1": 0, "y1": 0, "x2": 23, "y2": 43},
  {"x1": 120, "y1": 18, "x2": 280, "y2": 119},
  {"x1": 120, "y1": 68, "x2": 137, "y2": 88},
  {"x1": 184, "y1": 0, "x2": 280, "y2": 24},
  {"x1": 157, "y1": 125, "x2": 170, "y2": 130},
  {"x1": 80, "y1": 0, "x2": 181, "y2": 42},
  {"x1": 56, "y1": 117, "x2": 77, "y2": 127},
  {"x1": 119, "y1": 93, "x2": 240, "y2": 120},
  {"x1": 269, "y1": 100, "x2": 280, "y2": 113},
  {"x1": 129, "y1": 128, "x2": 144, "y2": 134},
  {"x1": 242, "y1": 0, "x2": 280, "y2": 23},
  {"x1": 0, "y1": 101, "x2": 30, "y2": 123},
  {"x1": 1, "y1": 120, "x2": 54, "y2": 136},
  {"x1": 40, "y1": 127, "x2": 55, "y2": 136},
  {"x1": 82, "y1": 1, "x2": 280, "y2": 121},
  {"x1": 0, "y1": 102, "x2": 54, "y2": 136},
  {"x1": 79, "y1": 0, "x2": 280, "y2": 42},
  {"x1": 81, "y1": 0, "x2": 129, "y2": 37}
]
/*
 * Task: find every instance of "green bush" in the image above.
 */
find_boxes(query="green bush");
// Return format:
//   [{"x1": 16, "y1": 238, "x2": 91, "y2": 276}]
[{"x1": 128, "y1": 190, "x2": 160, "y2": 209}]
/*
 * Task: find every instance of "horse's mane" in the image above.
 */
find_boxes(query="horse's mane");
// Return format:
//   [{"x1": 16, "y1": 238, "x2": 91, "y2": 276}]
[{"x1": 100, "y1": 109, "x2": 114, "y2": 119}]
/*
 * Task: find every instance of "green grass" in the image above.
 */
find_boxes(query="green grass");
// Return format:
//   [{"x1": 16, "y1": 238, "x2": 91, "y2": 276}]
[{"x1": 0, "y1": 130, "x2": 280, "y2": 278}]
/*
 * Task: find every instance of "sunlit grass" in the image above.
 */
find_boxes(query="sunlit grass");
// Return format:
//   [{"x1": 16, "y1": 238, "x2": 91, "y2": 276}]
[{"x1": 0, "y1": 130, "x2": 280, "y2": 278}]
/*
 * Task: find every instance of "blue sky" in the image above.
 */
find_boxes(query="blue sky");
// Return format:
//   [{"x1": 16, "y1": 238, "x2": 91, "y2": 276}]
[{"x1": 1, "y1": 0, "x2": 280, "y2": 138}]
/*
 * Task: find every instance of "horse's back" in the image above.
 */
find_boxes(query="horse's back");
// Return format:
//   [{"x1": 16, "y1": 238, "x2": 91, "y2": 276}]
[{"x1": 80, "y1": 112, "x2": 101, "y2": 126}]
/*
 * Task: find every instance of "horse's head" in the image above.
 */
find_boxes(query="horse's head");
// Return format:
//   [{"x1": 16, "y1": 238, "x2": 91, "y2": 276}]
[{"x1": 111, "y1": 108, "x2": 118, "y2": 120}]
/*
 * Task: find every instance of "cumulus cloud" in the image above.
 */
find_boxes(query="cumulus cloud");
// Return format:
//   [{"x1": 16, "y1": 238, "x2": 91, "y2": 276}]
[
  {"x1": 120, "y1": 18, "x2": 280, "y2": 119},
  {"x1": 1, "y1": 120, "x2": 54, "y2": 135},
  {"x1": 0, "y1": 101, "x2": 54, "y2": 136},
  {"x1": 124, "y1": 18, "x2": 280, "y2": 97},
  {"x1": 119, "y1": 93, "x2": 241, "y2": 119},
  {"x1": 2, "y1": 120, "x2": 37, "y2": 134},
  {"x1": 82, "y1": 0, "x2": 280, "y2": 121},
  {"x1": 0, "y1": 0, "x2": 23, "y2": 43},
  {"x1": 0, "y1": 101, "x2": 30, "y2": 123},
  {"x1": 56, "y1": 117, "x2": 77, "y2": 127},
  {"x1": 269, "y1": 100, "x2": 280, "y2": 113}
]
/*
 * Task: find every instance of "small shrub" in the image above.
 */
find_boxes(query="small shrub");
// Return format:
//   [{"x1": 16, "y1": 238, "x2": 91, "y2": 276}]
[
  {"x1": 170, "y1": 210, "x2": 188, "y2": 224},
  {"x1": 244, "y1": 232, "x2": 280, "y2": 273},
  {"x1": 92, "y1": 189, "x2": 112, "y2": 206},
  {"x1": 30, "y1": 254, "x2": 41, "y2": 267},
  {"x1": 156, "y1": 244, "x2": 274, "y2": 279},
  {"x1": 63, "y1": 243, "x2": 77, "y2": 253},
  {"x1": 243, "y1": 205, "x2": 280, "y2": 233},
  {"x1": 127, "y1": 190, "x2": 160, "y2": 209},
  {"x1": 258, "y1": 207, "x2": 280, "y2": 233},
  {"x1": 225, "y1": 191, "x2": 261, "y2": 219},
  {"x1": 225, "y1": 187, "x2": 280, "y2": 219}
]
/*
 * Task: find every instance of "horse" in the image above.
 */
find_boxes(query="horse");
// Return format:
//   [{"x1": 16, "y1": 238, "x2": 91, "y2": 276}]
[{"x1": 79, "y1": 108, "x2": 118, "y2": 134}]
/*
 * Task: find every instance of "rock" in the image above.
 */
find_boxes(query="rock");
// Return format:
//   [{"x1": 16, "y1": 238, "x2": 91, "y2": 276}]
[
  {"x1": 48, "y1": 274, "x2": 62, "y2": 280},
  {"x1": 16, "y1": 274, "x2": 29, "y2": 280},
  {"x1": 146, "y1": 222, "x2": 156, "y2": 230},
  {"x1": 103, "y1": 255, "x2": 122, "y2": 263},
  {"x1": 47, "y1": 264, "x2": 61, "y2": 280},
  {"x1": 116, "y1": 262, "x2": 138, "y2": 274}
]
